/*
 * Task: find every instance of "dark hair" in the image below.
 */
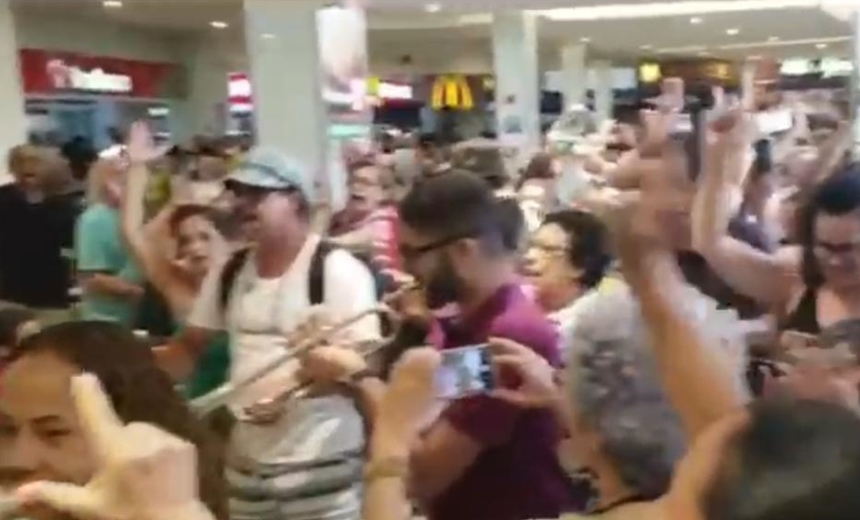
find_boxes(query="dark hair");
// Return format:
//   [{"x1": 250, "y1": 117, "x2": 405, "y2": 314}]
[
  {"x1": 541, "y1": 209, "x2": 612, "y2": 289},
  {"x1": 0, "y1": 305, "x2": 36, "y2": 350},
  {"x1": 494, "y1": 197, "x2": 526, "y2": 253},
  {"x1": 168, "y1": 204, "x2": 212, "y2": 238},
  {"x1": 398, "y1": 170, "x2": 504, "y2": 253},
  {"x1": 451, "y1": 147, "x2": 509, "y2": 190},
  {"x1": 10, "y1": 322, "x2": 228, "y2": 520},
  {"x1": 704, "y1": 397, "x2": 860, "y2": 520},
  {"x1": 799, "y1": 163, "x2": 860, "y2": 288},
  {"x1": 107, "y1": 127, "x2": 124, "y2": 145},
  {"x1": 517, "y1": 153, "x2": 555, "y2": 190}
]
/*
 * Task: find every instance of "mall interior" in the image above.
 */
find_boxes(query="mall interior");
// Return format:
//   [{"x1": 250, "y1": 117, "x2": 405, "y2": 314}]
[
  {"x1": 4, "y1": 2, "x2": 860, "y2": 519},
  {"x1": 0, "y1": 0, "x2": 858, "y2": 172}
]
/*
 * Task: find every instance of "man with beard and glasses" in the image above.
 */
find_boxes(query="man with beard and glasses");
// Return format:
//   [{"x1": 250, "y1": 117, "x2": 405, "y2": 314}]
[
  {"x1": 394, "y1": 170, "x2": 574, "y2": 520},
  {"x1": 156, "y1": 147, "x2": 380, "y2": 520}
]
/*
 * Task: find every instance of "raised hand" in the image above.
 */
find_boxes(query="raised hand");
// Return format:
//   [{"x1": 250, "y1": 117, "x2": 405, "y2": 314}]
[
  {"x1": 15, "y1": 374, "x2": 212, "y2": 520},
  {"x1": 488, "y1": 338, "x2": 558, "y2": 409},
  {"x1": 126, "y1": 121, "x2": 169, "y2": 166},
  {"x1": 373, "y1": 348, "x2": 442, "y2": 453}
]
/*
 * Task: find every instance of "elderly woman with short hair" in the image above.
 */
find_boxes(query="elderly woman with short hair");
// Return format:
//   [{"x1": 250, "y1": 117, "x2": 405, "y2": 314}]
[{"x1": 553, "y1": 284, "x2": 687, "y2": 515}]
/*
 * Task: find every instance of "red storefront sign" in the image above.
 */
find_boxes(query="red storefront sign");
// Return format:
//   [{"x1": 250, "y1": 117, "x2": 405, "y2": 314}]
[{"x1": 18, "y1": 49, "x2": 185, "y2": 98}]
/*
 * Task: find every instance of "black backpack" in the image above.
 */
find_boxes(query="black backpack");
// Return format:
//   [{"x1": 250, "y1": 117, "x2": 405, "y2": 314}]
[{"x1": 218, "y1": 241, "x2": 391, "y2": 317}]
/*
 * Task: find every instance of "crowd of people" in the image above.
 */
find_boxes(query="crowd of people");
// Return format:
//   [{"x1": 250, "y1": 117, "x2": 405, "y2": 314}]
[{"x1": 1, "y1": 77, "x2": 860, "y2": 520}]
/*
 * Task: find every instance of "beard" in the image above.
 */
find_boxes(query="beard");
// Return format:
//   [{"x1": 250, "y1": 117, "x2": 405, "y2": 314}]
[{"x1": 424, "y1": 255, "x2": 464, "y2": 310}]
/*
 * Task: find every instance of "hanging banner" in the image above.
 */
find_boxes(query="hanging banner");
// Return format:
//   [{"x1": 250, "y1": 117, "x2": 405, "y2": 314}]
[{"x1": 316, "y1": 0, "x2": 370, "y2": 213}]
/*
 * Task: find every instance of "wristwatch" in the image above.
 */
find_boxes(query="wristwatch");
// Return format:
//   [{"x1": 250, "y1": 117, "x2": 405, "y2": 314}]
[{"x1": 364, "y1": 455, "x2": 409, "y2": 482}]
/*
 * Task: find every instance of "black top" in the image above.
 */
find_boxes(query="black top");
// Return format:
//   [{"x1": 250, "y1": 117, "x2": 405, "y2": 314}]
[
  {"x1": 0, "y1": 185, "x2": 78, "y2": 308},
  {"x1": 780, "y1": 286, "x2": 820, "y2": 334}
]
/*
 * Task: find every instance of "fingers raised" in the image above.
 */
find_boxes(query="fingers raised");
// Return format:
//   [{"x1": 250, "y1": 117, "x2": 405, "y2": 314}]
[{"x1": 71, "y1": 374, "x2": 125, "y2": 464}]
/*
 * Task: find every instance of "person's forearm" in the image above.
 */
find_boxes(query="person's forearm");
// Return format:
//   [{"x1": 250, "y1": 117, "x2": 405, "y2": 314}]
[
  {"x1": 692, "y1": 146, "x2": 736, "y2": 253},
  {"x1": 627, "y1": 252, "x2": 742, "y2": 438},
  {"x1": 364, "y1": 433, "x2": 411, "y2": 520},
  {"x1": 81, "y1": 274, "x2": 142, "y2": 300}
]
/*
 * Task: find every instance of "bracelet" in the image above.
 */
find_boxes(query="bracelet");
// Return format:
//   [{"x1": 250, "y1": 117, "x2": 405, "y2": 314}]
[{"x1": 364, "y1": 456, "x2": 409, "y2": 483}]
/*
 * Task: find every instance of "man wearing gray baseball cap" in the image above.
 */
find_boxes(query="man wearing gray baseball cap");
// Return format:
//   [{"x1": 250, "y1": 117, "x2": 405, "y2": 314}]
[{"x1": 159, "y1": 146, "x2": 381, "y2": 520}]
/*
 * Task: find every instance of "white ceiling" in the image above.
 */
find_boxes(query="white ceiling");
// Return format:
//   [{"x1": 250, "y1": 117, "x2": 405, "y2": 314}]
[{"x1": 10, "y1": 0, "x2": 855, "y2": 62}]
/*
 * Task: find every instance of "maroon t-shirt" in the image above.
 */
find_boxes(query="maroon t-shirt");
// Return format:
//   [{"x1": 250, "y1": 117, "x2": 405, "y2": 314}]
[{"x1": 429, "y1": 284, "x2": 574, "y2": 520}]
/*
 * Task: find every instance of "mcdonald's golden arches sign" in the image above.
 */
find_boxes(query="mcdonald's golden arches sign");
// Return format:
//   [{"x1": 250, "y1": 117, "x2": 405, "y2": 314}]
[{"x1": 430, "y1": 75, "x2": 474, "y2": 110}]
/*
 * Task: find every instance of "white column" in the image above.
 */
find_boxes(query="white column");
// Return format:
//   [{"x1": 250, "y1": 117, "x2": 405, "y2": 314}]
[
  {"x1": 560, "y1": 43, "x2": 588, "y2": 109},
  {"x1": 171, "y1": 38, "x2": 230, "y2": 141},
  {"x1": 590, "y1": 60, "x2": 613, "y2": 125},
  {"x1": 0, "y1": 0, "x2": 27, "y2": 177},
  {"x1": 492, "y1": 12, "x2": 541, "y2": 157},
  {"x1": 244, "y1": 0, "x2": 327, "y2": 179}
]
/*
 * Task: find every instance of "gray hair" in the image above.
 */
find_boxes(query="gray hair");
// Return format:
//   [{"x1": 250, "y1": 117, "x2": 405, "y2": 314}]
[{"x1": 566, "y1": 285, "x2": 686, "y2": 499}]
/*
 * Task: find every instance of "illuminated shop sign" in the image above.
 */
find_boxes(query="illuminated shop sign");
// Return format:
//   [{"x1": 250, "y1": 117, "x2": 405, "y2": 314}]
[
  {"x1": 780, "y1": 58, "x2": 853, "y2": 78},
  {"x1": 430, "y1": 75, "x2": 474, "y2": 110},
  {"x1": 46, "y1": 59, "x2": 133, "y2": 93},
  {"x1": 228, "y1": 73, "x2": 413, "y2": 110}
]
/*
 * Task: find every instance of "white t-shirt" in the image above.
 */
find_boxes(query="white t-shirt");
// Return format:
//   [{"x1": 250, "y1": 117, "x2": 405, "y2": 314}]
[{"x1": 188, "y1": 233, "x2": 380, "y2": 411}]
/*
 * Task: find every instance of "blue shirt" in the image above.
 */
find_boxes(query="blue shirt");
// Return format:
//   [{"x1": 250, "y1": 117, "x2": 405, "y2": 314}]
[{"x1": 75, "y1": 203, "x2": 141, "y2": 325}]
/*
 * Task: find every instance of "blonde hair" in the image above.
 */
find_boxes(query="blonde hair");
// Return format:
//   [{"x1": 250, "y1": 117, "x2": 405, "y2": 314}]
[
  {"x1": 86, "y1": 158, "x2": 122, "y2": 205},
  {"x1": 7, "y1": 144, "x2": 42, "y2": 176}
]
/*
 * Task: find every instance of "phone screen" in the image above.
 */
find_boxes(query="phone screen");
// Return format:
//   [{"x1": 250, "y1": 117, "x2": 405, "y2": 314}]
[{"x1": 437, "y1": 344, "x2": 494, "y2": 399}]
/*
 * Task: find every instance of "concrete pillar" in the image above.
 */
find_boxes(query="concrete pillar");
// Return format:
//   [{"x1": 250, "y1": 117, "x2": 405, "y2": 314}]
[
  {"x1": 0, "y1": 0, "x2": 27, "y2": 183},
  {"x1": 492, "y1": 12, "x2": 541, "y2": 158},
  {"x1": 560, "y1": 43, "x2": 588, "y2": 109}
]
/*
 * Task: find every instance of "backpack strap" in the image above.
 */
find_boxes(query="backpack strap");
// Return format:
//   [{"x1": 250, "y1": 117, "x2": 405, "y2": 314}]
[
  {"x1": 309, "y1": 241, "x2": 336, "y2": 305},
  {"x1": 218, "y1": 248, "x2": 251, "y2": 315}
]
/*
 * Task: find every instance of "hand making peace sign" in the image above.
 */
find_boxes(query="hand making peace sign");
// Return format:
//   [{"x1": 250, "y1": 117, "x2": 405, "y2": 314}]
[{"x1": 15, "y1": 374, "x2": 213, "y2": 520}]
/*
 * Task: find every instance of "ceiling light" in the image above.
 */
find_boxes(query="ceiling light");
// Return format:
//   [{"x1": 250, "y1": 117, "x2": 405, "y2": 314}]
[
  {"x1": 690, "y1": 16, "x2": 703, "y2": 24},
  {"x1": 640, "y1": 44, "x2": 653, "y2": 50},
  {"x1": 261, "y1": 33, "x2": 275, "y2": 39},
  {"x1": 210, "y1": 20, "x2": 228, "y2": 29},
  {"x1": 816, "y1": 42, "x2": 828, "y2": 49},
  {"x1": 717, "y1": 35, "x2": 850, "y2": 50},
  {"x1": 580, "y1": 37, "x2": 591, "y2": 43},
  {"x1": 698, "y1": 51, "x2": 711, "y2": 57},
  {"x1": 102, "y1": 0, "x2": 122, "y2": 7},
  {"x1": 424, "y1": 2, "x2": 442, "y2": 12},
  {"x1": 535, "y1": 0, "x2": 854, "y2": 21},
  {"x1": 768, "y1": 36, "x2": 780, "y2": 42},
  {"x1": 726, "y1": 28, "x2": 740, "y2": 35}
]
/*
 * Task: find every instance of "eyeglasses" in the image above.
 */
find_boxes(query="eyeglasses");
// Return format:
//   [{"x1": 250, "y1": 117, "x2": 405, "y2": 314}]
[
  {"x1": 227, "y1": 182, "x2": 294, "y2": 203},
  {"x1": 528, "y1": 240, "x2": 569, "y2": 255},
  {"x1": 813, "y1": 240, "x2": 860, "y2": 258},
  {"x1": 399, "y1": 232, "x2": 474, "y2": 262}
]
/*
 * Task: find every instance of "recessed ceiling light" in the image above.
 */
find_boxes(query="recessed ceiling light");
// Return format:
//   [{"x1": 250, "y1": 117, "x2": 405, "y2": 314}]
[
  {"x1": 640, "y1": 44, "x2": 653, "y2": 50},
  {"x1": 816, "y1": 43, "x2": 828, "y2": 49},
  {"x1": 424, "y1": 2, "x2": 442, "y2": 12},
  {"x1": 698, "y1": 50, "x2": 710, "y2": 56},
  {"x1": 690, "y1": 17, "x2": 703, "y2": 24},
  {"x1": 102, "y1": 0, "x2": 122, "y2": 7},
  {"x1": 261, "y1": 33, "x2": 275, "y2": 39},
  {"x1": 210, "y1": 20, "x2": 228, "y2": 29},
  {"x1": 580, "y1": 37, "x2": 591, "y2": 43},
  {"x1": 726, "y1": 28, "x2": 740, "y2": 35},
  {"x1": 768, "y1": 36, "x2": 780, "y2": 42}
]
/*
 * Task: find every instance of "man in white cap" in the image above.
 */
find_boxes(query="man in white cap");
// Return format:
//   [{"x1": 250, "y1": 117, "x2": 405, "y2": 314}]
[{"x1": 159, "y1": 146, "x2": 380, "y2": 520}]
